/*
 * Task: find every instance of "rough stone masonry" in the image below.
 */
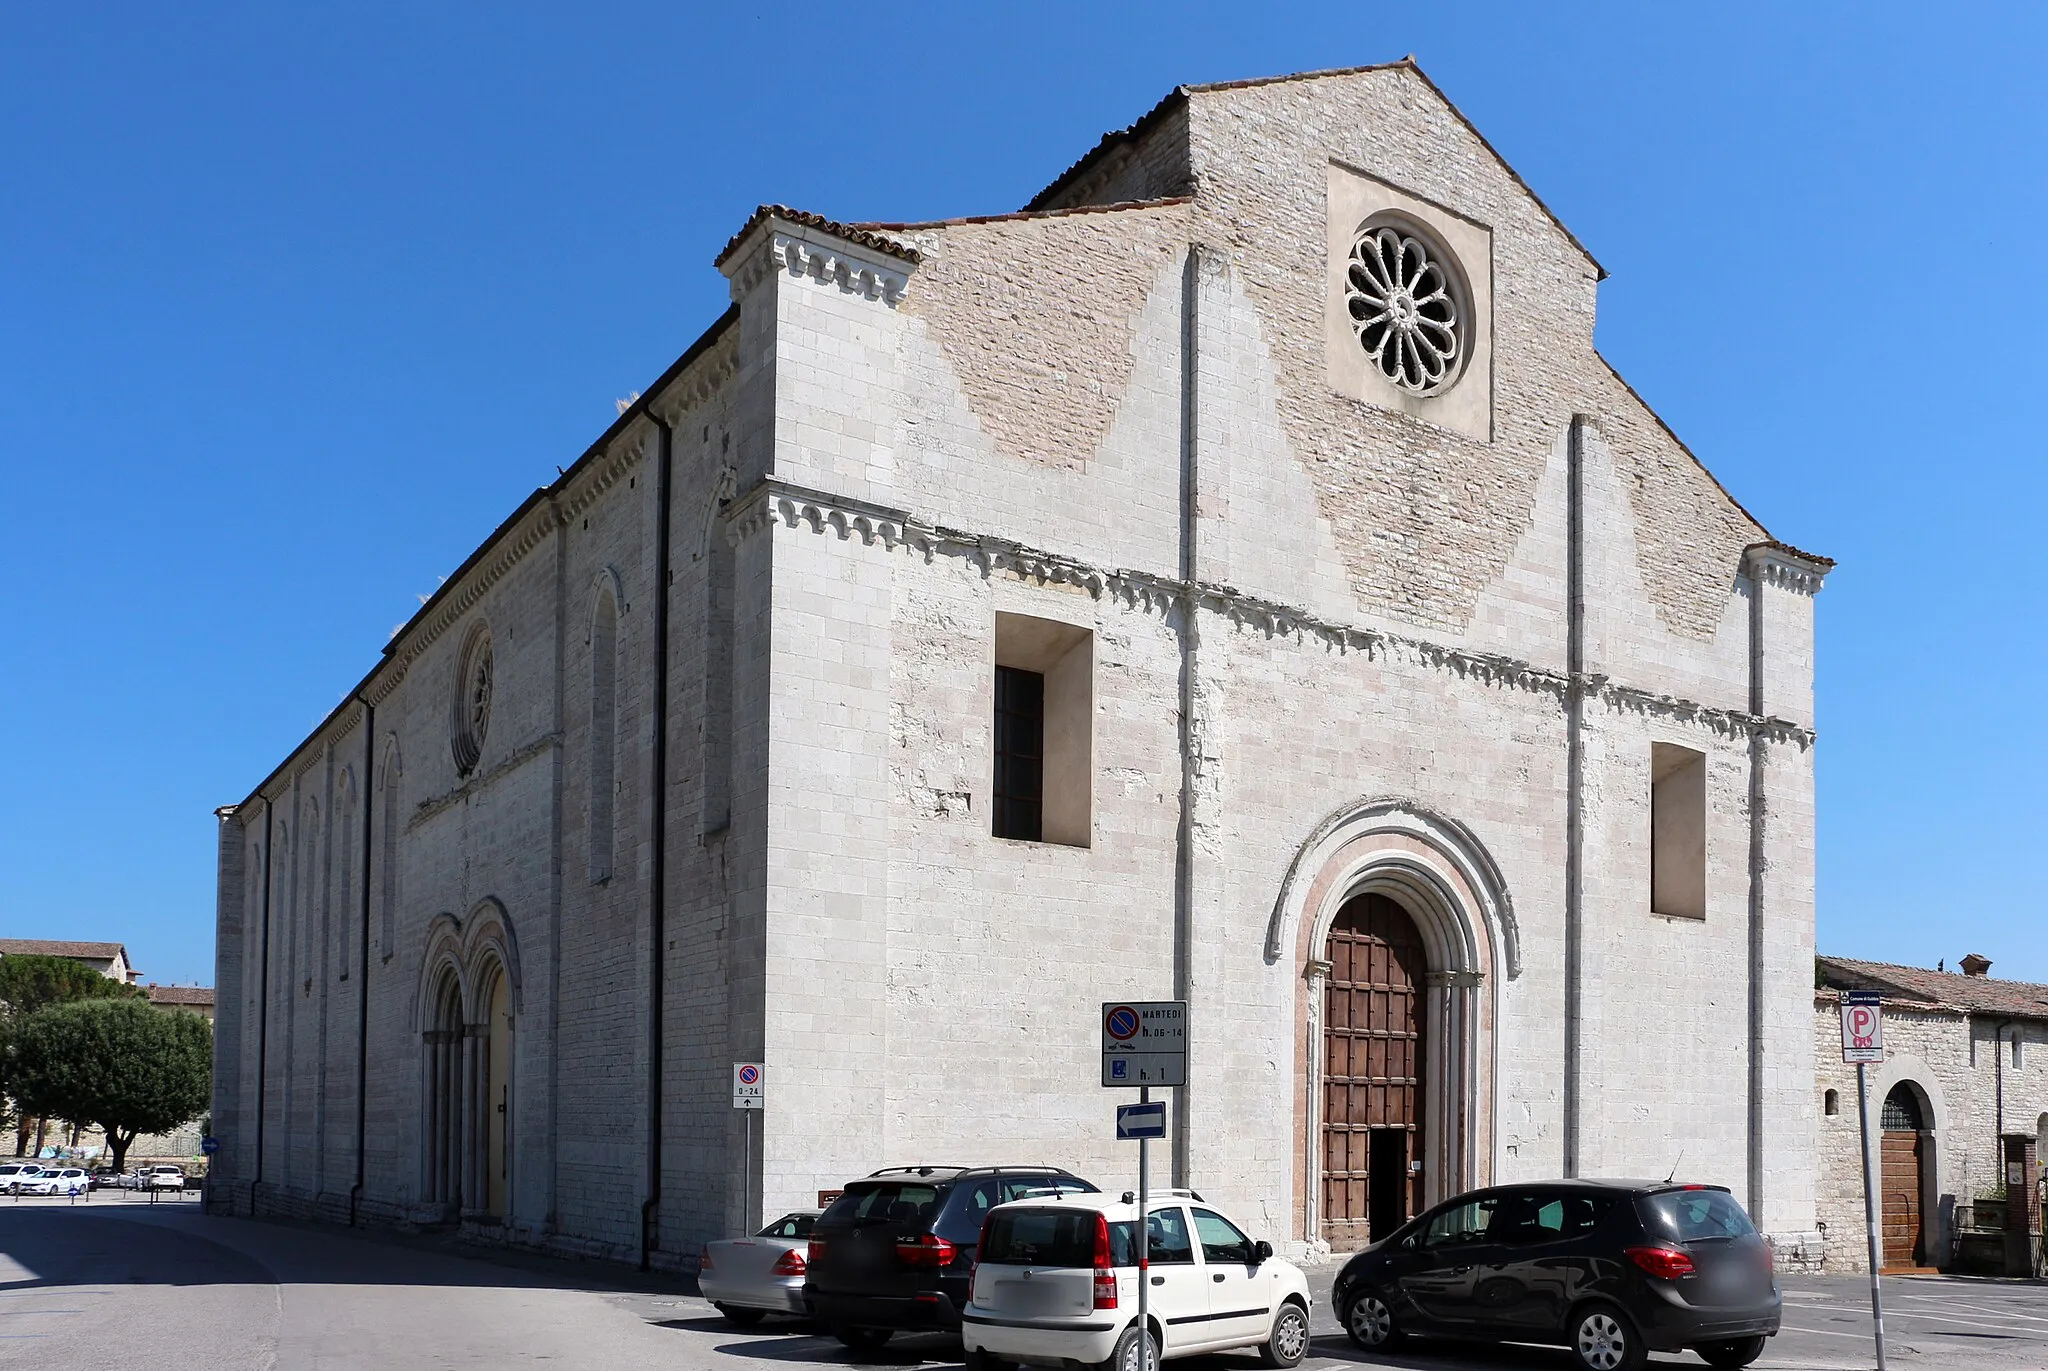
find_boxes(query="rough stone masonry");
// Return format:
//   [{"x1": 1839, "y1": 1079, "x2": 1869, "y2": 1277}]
[{"x1": 210, "y1": 61, "x2": 1833, "y2": 1269}]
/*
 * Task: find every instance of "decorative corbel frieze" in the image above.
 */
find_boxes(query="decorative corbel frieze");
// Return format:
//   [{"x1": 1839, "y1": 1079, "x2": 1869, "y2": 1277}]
[
  {"x1": 1743, "y1": 541, "x2": 1834, "y2": 597},
  {"x1": 724, "y1": 222, "x2": 914, "y2": 307}
]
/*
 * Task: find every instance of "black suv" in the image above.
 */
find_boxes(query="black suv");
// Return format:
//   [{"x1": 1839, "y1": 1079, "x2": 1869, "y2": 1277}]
[
  {"x1": 1333, "y1": 1180, "x2": 1780, "y2": 1371},
  {"x1": 805, "y1": 1165, "x2": 1099, "y2": 1354}
]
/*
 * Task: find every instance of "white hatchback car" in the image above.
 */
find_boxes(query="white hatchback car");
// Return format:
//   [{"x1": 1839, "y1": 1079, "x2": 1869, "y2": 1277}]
[
  {"x1": 962, "y1": 1192, "x2": 1311, "y2": 1371},
  {"x1": 22, "y1": 1167, "x2": 88, "y2": 1196}
]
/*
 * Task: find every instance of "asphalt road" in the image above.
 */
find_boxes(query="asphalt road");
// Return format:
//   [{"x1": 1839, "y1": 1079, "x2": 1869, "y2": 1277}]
[{"x1": 2, "y1": 1195, "x2": 2043, "y2": 1370}]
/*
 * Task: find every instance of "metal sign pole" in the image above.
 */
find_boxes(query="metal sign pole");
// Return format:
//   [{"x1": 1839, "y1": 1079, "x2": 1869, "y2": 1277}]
[
  {"x1": 1856, "y1": 1061, "x2": 1888, "y2": 1371},
  {"x1": 1137, "y1": 1084, "x2": 1150, "y2": 1371}
]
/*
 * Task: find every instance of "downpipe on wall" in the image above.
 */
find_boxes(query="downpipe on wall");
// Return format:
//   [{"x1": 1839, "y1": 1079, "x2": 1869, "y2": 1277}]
[
  {"x1": 254, "y1": 797, "x2": 274, "y2": 1202},
  {"x1": 1562, "y1": 414, "x2": 1586, "y2": 1177},
  {"x1": 640, "y1": 409, "x2": 676, "y2": 1270},
  {"x1": 350, "y1": 695, "x2": 375, "y2": 1227}
]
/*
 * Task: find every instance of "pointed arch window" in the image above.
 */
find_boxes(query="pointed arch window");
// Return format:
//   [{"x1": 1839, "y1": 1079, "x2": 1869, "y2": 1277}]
[
  {"x1": 378, "y1": 744, "x2": 401, "y2": 963},
  {"x1": 589, "y1": 586, "x2": 619, "y2": 883}
]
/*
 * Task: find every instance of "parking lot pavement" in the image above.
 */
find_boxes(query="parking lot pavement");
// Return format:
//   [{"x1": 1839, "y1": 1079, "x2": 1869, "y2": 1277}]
[
  {"x1": 612, "y1": 1267, "x2": 2048, "y2": 1371},
  {"x1": 4, "y1": 1197, "x2": 2042, "y2": 1371}
]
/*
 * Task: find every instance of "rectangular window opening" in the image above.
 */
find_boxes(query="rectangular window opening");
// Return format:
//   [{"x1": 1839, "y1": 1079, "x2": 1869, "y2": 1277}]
[
  {"x1": 1650, "y1": 742, "x2": 1707, "y2": 920},
  {"x1": 992, "y1": 612, "x2": 1092, "y2": 847}
]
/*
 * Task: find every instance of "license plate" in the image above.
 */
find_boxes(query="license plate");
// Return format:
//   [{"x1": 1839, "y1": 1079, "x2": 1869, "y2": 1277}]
[{"x1": 997, "y1": 1281, "x2": 1062, "y2": 1315}]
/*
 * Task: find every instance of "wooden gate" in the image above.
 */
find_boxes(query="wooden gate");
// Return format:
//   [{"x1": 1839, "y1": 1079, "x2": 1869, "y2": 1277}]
[
  {"x1": 1880, "y1": 1084, "x2": 1925, "y2": 1270},
  {"x1": 1321, "y1": 893, "x2": 1427, "y2": 1248}
]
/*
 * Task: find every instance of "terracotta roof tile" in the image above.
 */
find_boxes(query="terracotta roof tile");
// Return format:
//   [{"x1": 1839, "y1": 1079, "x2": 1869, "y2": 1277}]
[
  {"x1": 0, "y1": 939, "x2": 127, "y2": 961},
  {"x1": 714, "y1": 205, "x2": 921, "y2": 270},
  {"x1": 853, "y1": 196, "x2": 1191, "y2": 234},
  {"x1": 144, "y1": 985, "x2": 215, "y2": 1006},
  {"x1": 1818, "y1": 956, "x2": 2048, "y2": 1020}
]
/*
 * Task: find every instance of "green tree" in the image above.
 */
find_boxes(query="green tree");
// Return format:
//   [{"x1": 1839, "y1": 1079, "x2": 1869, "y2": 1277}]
[
  {"x1": 11, "y1": 999, "x2": 211, "y2": 1171},
  {"x1": 0, "y1": 955, "x2": 143, "y2": 1016},
  {"x1": 0, "y1": 955, "x2": 143, "y2": 1154}
]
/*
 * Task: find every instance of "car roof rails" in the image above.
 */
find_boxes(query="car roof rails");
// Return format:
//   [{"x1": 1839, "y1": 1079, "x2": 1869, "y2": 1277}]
[
  {"x1": 1119, "y1": 1188, "x2": 1206, "y2": 1204},
  {"x1": 956, "y1": 1164, "x2": 1079, "y2": 1178},
  {"x1": 865, "y1": 1165, "x2": 969, "y2": 1178}
]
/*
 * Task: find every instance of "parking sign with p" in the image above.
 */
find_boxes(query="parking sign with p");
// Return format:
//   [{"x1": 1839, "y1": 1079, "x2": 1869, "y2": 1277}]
[{"x1": 1839, "y1": 991, "x2": 1884, "y2": 1064}]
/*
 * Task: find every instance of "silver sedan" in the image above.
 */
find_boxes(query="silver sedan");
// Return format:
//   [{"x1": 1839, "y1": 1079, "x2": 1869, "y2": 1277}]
[{"x1": 698, "y1": 1210, "x2": 821, "y2": 1326}]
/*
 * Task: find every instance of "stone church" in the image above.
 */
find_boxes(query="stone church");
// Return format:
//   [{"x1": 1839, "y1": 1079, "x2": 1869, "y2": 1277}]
[{"x1": 210, "y1": 61, "x2": 1832, "y2": 1266}]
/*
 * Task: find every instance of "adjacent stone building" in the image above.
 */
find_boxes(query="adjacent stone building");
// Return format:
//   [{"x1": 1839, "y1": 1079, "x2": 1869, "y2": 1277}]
[
  {"x1": 0, "y1": 939, "x2": 140, "y2": 985},
  {"x1": 1815, "y1": 956, "x2": 2048, "y2": 1273},
  {"x1": 210, "y1": 61, "x2": 1832, "y2": 1267}
]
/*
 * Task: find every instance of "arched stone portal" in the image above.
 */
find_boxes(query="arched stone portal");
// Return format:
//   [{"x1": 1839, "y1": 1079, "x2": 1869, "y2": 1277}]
[
  {"x1": 1271, "y1": 800, "x2": 1513, "y2": 1253},
  {"x1": 412, "y1": 902, "x2": 521, "y2": 1224}
]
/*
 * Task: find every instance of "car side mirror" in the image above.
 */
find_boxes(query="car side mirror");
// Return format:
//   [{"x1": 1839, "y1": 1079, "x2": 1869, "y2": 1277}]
[
  {"x1": 1253, "y1": 1240, "x2": 1273, "y2": 1263},
  {"x1": 1399, "y1": 1235, "x2": 1416, "y2": 1252}
]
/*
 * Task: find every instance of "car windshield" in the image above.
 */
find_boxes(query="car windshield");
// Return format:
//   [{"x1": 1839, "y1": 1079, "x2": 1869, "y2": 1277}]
[
  {"x1": 1638, "y1": 1189, "x2": 1756, "y2": 1243},
  {"x1": 819, "y1": 1182, "x2": 947, "y2": 1228},
  {"x1": 980, "y1": 1209, "x2": 1138, "y2": 1267},
  {"x1": 758, "y1": 1213, "x2": 815, "y2": 1239}
]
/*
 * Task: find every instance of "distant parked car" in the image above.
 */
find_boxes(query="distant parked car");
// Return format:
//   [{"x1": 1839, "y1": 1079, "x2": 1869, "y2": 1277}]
[
  {"x1": 144, "y1": 1165, "x2": 187, "y2": 1190},
  {"x1": 1333, "y1": 1180, "x2": 1781, "y2": 1371},
  {"x1": 805, "y1": 1165, "x2": 1101, "y2": 1355},
  {"x1": 22, "y1": 1167, "x2": 88, "y2": 1197},
  {"x1": 699, "y1": 1210, "x2": 823, "y2": 1325},
  {"x1": 0, "y1": 1164, "x2": 46, "y2": 1195}
]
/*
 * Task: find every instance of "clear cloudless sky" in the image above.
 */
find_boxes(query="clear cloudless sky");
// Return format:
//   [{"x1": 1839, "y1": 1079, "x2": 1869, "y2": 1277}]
[{"x1": 3, "y1": 3, "x2": 2043, "y2": 987}]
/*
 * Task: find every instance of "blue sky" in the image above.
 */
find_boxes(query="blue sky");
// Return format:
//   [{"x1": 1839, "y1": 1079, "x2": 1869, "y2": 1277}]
[{"x1": 3, "y1": 3, "x2": 2042, "y2": 988}]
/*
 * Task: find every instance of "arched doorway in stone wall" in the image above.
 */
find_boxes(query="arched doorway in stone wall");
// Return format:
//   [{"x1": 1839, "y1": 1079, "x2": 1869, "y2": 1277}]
[
  {"x1": 1880, "y1": 1082, "x2": 1929, "y2": 1270},
  {"x1": 1320, "y1": 893, "x2": 1427, "y2": 1246},
  {"x1": 1276, "y1": 801, "x2": 1518, "y2": 1254}
]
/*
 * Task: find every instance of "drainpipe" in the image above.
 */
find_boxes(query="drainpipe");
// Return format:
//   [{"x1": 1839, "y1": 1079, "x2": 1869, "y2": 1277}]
[
  {"x1": 350, "y1": 695, "x2": 375, "y2": 1226},
  {"x1": 640, "y1": 409, "x2": 676, "y2": 1270},
  {"x1": 1171, "y1": 245, "x2": 1203, "y2": 1189},
  {"x1": 1562, "y1": 415, "x2": 1586, "y2": 1178},
  {"x1": 1995, "y1": 1017, "x2": 2014, "y2": 1160},
  {"x1": 254, "y1": 797, "x2": 274, "y2": 1201}
]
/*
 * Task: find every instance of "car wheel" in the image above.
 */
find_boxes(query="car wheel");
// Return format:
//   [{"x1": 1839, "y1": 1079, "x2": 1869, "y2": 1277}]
[
  {"x1": 1567, "y1": 1303, "x2": 1646, "y2": 1371},
  {"x1": 1343, "y1": 1290, "x2": 1403, "y2": 1351},
  {"x1": 1104, "y1": 1323, "x2": 1158, "y2": 1371},
  {"x1": 1258, "y1": 1301, "x2": 1310, "y2": 1368},
  {"x1": 964, "y1": 1348, "x2": 1011, "y2": 1371},
  {"x1": 716, "y1": 1304, "x2": 767, "y2": 1328},
  {"x1": 834, "y1": 1327, "x2": 893, "y2": 1360},
  {"x1": 1695, "y1": 1336, "x2": 1767, "y2": 1369}
]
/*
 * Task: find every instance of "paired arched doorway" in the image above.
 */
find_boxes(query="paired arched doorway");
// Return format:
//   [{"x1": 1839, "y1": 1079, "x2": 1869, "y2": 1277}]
[{"x1": 418, "y1": 904, "x2": 519, "y2": 1222}]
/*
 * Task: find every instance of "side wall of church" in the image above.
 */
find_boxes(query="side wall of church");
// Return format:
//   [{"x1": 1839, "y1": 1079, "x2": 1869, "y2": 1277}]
[{"x1": 212, "y1": 324, "x2": 767, "y2": 1264}]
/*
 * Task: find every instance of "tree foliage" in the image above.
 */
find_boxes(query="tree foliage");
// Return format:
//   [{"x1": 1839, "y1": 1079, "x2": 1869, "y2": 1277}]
[
  {"x1": 1, "y1": 955, "x2": 145, "y2": 1149},
  {"x1": 0, "y1": 955, "x2": 142, "y2": 1017},
  {"x1": 10, "y1": 999, "x2": 211, "y2": 1170}
]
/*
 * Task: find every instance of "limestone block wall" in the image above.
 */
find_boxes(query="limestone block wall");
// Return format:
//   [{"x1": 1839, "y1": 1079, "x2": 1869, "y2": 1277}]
[{"x1": 1814, "y1": 1001, "x2": 2048, "y2": 1272}]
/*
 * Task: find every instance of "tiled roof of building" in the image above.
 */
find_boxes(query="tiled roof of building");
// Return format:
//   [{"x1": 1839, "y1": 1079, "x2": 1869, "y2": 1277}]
[
  {"x1": 1817, "y1": 955, "x2": 2048, "y2": 1020},
  {"x1": 714, "y1": 205, "x2": 922, "y2": 270},
  {"x1": 0, "y1": 939, "x2": 126, "y2": 961},
  {"x1": 145, "y1": 985, "x2": 215, "y2": 1007}
]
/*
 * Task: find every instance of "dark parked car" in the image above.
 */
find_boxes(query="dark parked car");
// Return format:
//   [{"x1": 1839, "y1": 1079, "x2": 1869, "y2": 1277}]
[
  {"x1": 1333, "y1": 1179, "x2": 1780, "y2": 1371},
  {"x1": 804, "y1": 1165, "x2": 1099, "y2": 1355}
]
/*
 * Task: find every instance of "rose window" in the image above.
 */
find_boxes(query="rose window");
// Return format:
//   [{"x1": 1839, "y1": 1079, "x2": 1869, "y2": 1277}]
[
  {"x1": 451, "y1": 627, "x2": 493, "y2": 775},
  {"x1": 1345, "y1": 226, "x2": 1461, "y2": 394}
]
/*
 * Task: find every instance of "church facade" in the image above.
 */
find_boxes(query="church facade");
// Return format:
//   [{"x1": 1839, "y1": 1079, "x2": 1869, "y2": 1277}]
[{"x1": 210, "y1": 62, "x2": 1831, "y2": 1267}]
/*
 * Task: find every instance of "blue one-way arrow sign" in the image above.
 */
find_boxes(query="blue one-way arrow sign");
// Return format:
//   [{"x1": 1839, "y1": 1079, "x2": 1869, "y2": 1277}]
[{"x1": 1116, "y1": 1101, "x2": 1167, "y2": 1141}]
